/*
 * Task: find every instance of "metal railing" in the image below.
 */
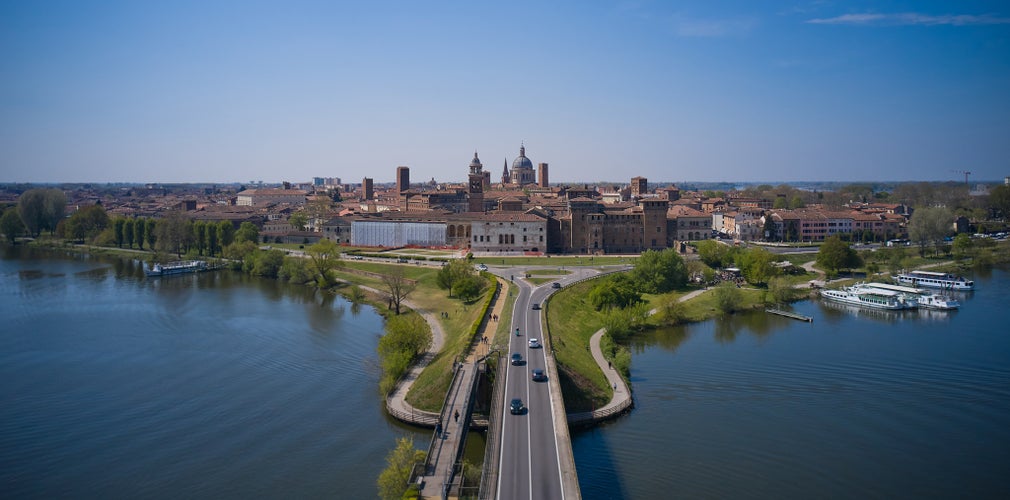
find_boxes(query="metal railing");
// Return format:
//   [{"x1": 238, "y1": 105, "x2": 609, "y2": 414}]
[{"x1": 477, "y1": 353, "x2": 504, "y2": 500}]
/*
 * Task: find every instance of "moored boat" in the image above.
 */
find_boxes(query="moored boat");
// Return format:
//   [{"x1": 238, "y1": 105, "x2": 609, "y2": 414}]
[
  {"x1": 859, "y1": 282, "x2": 960, "y2": 310},
  {"x1": 145, "y1": 260, "x2": 208, "y2": 277},
  {"x1": 820, "y1": 284, "x2": 916, "y2": 310},
  {"x1": 895, "y1": 270, "x2": 974, "y2": 291}
]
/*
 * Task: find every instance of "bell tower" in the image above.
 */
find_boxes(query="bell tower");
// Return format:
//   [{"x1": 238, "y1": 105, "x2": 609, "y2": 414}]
[{"x1": 468, "y1": 151, "x2": 484, "y2": 212}]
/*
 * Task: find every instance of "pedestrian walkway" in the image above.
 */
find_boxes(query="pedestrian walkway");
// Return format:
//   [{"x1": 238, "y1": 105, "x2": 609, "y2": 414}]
[{"x1": 571, "y1": 287, "x2": 709, "y2": 425}]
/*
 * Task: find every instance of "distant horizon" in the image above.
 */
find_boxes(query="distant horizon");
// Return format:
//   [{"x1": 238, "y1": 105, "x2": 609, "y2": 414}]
[
  {"x1": 2, "y1": 178, "x2": 1004, "y2": 188},
  {"x1": 3, "y1": 1, "x2": 1008, "y2": 184}
]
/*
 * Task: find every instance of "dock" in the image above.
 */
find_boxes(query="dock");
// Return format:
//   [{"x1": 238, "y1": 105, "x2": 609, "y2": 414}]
[{"x1": 766, "y1": 308, "x2": 813, "y2": 322}]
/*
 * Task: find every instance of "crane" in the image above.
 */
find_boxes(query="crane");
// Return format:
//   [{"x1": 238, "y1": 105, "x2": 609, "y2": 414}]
[{"x1": 951, "y1": 170, "x2": 971, "y2": 186}]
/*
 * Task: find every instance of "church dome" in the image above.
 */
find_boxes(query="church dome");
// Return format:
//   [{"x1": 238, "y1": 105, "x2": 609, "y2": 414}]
[
  {"x1": 512, "y1": 145, "x2": 533, "y2": 170},
  {"x1": 469, "y1": 151, "x2": 483, "y2": 169}
]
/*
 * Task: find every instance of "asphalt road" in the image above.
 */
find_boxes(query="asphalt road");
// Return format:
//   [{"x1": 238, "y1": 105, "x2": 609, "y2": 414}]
[{"x1": 493, "y1": 266, "x2": 600, "y2": 500}]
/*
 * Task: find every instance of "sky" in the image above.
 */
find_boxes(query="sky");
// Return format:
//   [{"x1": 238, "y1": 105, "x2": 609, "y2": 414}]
[{"x1": 1, "y1": 0, "x2": 1009, "y2": 185}]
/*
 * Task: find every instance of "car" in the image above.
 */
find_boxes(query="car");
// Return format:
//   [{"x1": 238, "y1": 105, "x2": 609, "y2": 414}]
[
  {"x1": 551, "y1": 282, "x2": 561, "y2": 289},
  {"x1": 397, "y1": 257, "x2": 408, "y2": 263},
  {"x1": 511, "y1": 353, "x2": 523, "y2": 366},
  {"x1": 475, "y1": 264, "x2": 488, "y2": 271},
  {"x1": 531, "y1": 368, "x2": 547, "y2": 382},
  {"x1": 510, "y1": 398, "x2": 525, "y2": 415},
  {"x1": 531, "y1": 303, "x2": 541, "y2": 310},
  {"x1": 528, "y1": 338, "x2": 541, "y2": 348}
]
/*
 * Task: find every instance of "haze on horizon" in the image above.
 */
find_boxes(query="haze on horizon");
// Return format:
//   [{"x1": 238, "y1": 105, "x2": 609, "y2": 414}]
[{"x1": 2, "y1": 1, "x2": 1008, "y2": 185}]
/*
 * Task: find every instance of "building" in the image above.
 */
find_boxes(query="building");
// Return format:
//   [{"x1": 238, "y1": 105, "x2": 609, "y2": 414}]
[
  {"x1": 630, "y1": 177, "x2": 648, "y2": 197},
  {"x1": 236, "y1": 188, "x2": 307, "y2": 207},
  {"x1": 362, "y1": 177, "x2": 373, "y2": 201},
  {"x1": 508, "y1": 145, "x2": 536, "y2": 185},
  {"x1": 468, "y1": 151, "x2": 485, "y2": 212},
  {"x1": 538, "y1": 163, "x2": 549, "y2": 188},
  {"x1": 396, "y1": 166, "x2": 410, "y2": 193}
]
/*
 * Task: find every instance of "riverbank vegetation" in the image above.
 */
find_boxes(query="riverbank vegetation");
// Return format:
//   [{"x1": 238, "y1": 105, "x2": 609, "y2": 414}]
[{"x1": 377, "y1": 436, "x2": 425, "y2": 500}]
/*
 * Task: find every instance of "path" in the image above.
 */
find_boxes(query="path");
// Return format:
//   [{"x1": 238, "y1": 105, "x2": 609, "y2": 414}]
[{"x1": 576, "y1": 287, "x2": 710, "y2": 423}]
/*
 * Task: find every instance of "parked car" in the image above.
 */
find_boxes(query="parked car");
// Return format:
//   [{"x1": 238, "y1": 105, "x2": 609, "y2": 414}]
[
  {"x1": 528, "y1": 338, "x2": 541, "y2": 348},
  {"x1": 511, "y1": 353, "x2": 523, "y2": 366},
  {"x1": 531, "y1": 369, "x2": 547, "y2": 382},
  {"x1": 510, "y1": 398, "x2": 525, "y2": 415}
]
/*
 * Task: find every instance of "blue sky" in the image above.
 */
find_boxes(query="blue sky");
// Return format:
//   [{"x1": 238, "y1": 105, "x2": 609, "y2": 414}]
[{"x1": 2, "y1": 0, "x2": 1008, "y2": 184}]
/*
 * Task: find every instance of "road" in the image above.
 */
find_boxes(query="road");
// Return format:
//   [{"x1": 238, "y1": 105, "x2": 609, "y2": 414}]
[{"x1": 493, "y1": 266, "x2": 599, "y2": 500}]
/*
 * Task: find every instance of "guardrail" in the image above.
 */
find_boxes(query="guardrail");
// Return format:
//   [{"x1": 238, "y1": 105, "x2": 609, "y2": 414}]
[{"x1": 477, "y1": 352, "x2": 504, "y2": 500}]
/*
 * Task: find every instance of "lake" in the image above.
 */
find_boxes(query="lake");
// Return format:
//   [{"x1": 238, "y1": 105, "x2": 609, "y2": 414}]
[{"x1": 0, "y1": 246, "x2": 425, "y2": 499}]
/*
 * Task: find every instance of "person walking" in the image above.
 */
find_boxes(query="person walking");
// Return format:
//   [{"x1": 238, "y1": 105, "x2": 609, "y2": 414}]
[{"x1": 454, "y1": 410, "x2": 460, "y2": 422}]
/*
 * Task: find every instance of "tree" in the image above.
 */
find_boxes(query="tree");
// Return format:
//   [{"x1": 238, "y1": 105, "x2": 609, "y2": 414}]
[
  {"x1": 154, "y1": 211, "x2": 193, "y2": 257},
  {"x1": 816, "y1": 235, "x2": 862, "y2": 277},
  {"x1": 989, "y1": 185, "x2": 1010, "y2": 220},
  {"x1": 588, "y1": 274, "x2": 642, "y2": 311},
  {"x1": 246, "y1": 248, "x2": 285, "y2": 277},
  {"x1": 907, "y1": 206, "x2": 953, "y2": 257},
  {"x1": 288, "y1": 212, "x2": 308, "y2": 232},
  {"x1": 629, "y1": 248, "x2": 688, "y2": 294},
  {"x1": 145, "y1": 219, "x2": 157, "y2": 249},
  {"x1": 305, "y1": 238, "x2": 342, "y2": 286},
  {"x1": 736, "y1": 247, "x2": 779, "y2": 286},
  {"x1": 192, "y1": 221, "x2": 207, "y2": 255},
  {"x1": 377, "y1": 436, "x2": 426, "y2": 500},
  {"x1": 216, "y1": 221, "x2": 235, "y2": 249},
  {"x1": 952, "y1": 233, "x2": 974, "y2": 262},
  {"x1": 381, "y1": 268, "x2": 417, "y2": 315},
  {"x1": 766, "y1": 277, "x2": 796, "y2": 305},
  {"x1": 62, "y1": 205, "x2": 109, "y2": 243},
  {"x1": 133, "y1": 218, "x2": 146, "y2": 250},
  {"x1": 123, "y1": 218, "x2": 134, "y2": 248},
  {"x1": 773, "y1": 196, "x2": 788, "y2": 209},
  {"x1": 113, "y1": 218, "x2": 126, "y2": 247},
  {"x1": 1, "y1": 209, "x2": 26, "y2": 243},
  {"x1": 18, "y1": 188, "x2": 66, "y2": 237},
  {"x1": 696, "y1": 240, "x2": 730, "y2": 268},
  {"x1": 454, "y1": 274, "x2": 485, "y2": 302},
  {"x1": 788, "y1": 195, "x2": 806, "y2": 209},
  {"x1": 713, "y1": 282, "x2": 743, "y2": 313},
  {"x1": 436, "y1": 259, "x2": 475, "y2": 297},
  {"x1": 234, "y1": 221, "x2": 259, "y2": 243},
  {"x1": 205, "y1": 223, "x2": 218, "y2": 256}
]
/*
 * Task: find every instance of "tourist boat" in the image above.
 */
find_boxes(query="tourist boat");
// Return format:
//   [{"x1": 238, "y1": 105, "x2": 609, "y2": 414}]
[
  {"x1": 820, "y1": 284, "x2": 916, "y2": 310},
  {"x1": 895, "y1": 270, "x2": 974, "y2": 291},
  {"x1": 858, "y1": 282, "x2": 960, "y2": 310},
  {"x1": 145, "y1": 260, "x2": 208, "y2": 277}
]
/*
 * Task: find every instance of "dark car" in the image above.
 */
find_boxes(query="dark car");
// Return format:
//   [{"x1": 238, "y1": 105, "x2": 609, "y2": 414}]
[
  {"x1": 551, "y1": 282, "x2": 561, "y2": 289},
  {"x1": 511, "y1": 353, "x2": 523, "y2": 366},
  {"x1": 510, "y1": 398, "x2": 525, "y2": 415},
  {"x1": 531, "y1": 368, "x2": 547, "y2": 382},
  {"x1": 531, "y1": 303, "x2": 541, "y2": 310}
]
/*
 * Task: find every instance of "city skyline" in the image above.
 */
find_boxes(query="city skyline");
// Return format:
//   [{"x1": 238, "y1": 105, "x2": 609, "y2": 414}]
[{"x1": 2, "y1": 1, "x2": 1008, "y2": 184}]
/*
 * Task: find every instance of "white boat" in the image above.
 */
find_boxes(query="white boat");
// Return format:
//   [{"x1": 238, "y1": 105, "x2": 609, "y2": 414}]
[
  {"x1": 859, "y1": 282, "x2": 960, "y2": 310},
  {"x1": 895, "y1": 270, "x2": 974, "y2": 291},
  {"x1": 145, "y1": 260, "x2": 208, "y2": 277},
  {"x1": 820, "y1": 285, "x2": 916, "y2": 310}
]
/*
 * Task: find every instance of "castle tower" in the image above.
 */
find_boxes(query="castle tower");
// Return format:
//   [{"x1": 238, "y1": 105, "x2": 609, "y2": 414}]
[
  {"x1": 362, "y1": 177, "x2": 373, "y2": 200},
  {"x1": 538, "y1": 163, "x2": 549, "y2": 188},
  {"x1": 468, "y1": 151, "x2": 484, "y2": 212}
]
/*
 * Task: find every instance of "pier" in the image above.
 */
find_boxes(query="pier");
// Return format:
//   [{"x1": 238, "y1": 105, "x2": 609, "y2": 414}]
[{"x1": 766, "y1": 308, "x2": 813, "y2": 322}]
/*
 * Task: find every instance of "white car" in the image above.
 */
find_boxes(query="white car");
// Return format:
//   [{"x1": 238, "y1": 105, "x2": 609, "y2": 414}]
[
  {"x1": 475, "y1": 264, "x2": 488, "y2": 271},
  {"x1": 528, "y1": 338, "x2": 541, "y2": 348}
]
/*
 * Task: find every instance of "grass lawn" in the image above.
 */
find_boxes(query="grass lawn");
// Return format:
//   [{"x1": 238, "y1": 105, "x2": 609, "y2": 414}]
[
  {"x1": 526, "y1": 277, "x2": 555, "y2": 285},
  {"x1": 544, "y1": 279, "x2": 613, "y2": 412},
  {"x1": 526, "y1": 269, "x2": 572, "y2": 276},
  {"x1": 330, "y1": 260, "x2": 490, "y2": 412}
]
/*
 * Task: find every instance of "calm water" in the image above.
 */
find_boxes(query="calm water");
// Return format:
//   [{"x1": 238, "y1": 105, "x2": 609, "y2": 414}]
[
  {"x1": 0, "y1": 246, "x2": 424, "y2": 499},
  {"x1": 574, "y1": 267, "x2": 1010, "y2": 499}
]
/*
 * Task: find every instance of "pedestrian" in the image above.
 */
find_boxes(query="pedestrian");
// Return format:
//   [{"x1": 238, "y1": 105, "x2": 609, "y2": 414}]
[
  {"x1": 454, "y1": 410, "x2": 459, "y2": 422},
  {"x1": 608, "y1": 361, "x2": 612, "y2": 369}
]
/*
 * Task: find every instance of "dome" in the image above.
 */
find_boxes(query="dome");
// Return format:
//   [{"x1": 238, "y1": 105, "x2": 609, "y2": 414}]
[
  {"x1": 511, "y1": 145, "x2": 533, "y2": 170},
  {"x1": 469, "y1": 151, "x2": 483, "y2": 169}
]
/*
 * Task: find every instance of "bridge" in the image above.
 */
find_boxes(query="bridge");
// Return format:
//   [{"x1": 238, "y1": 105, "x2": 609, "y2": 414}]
[{"x1": 396, "y1": 265, "x2": 633, "y2": 499}]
